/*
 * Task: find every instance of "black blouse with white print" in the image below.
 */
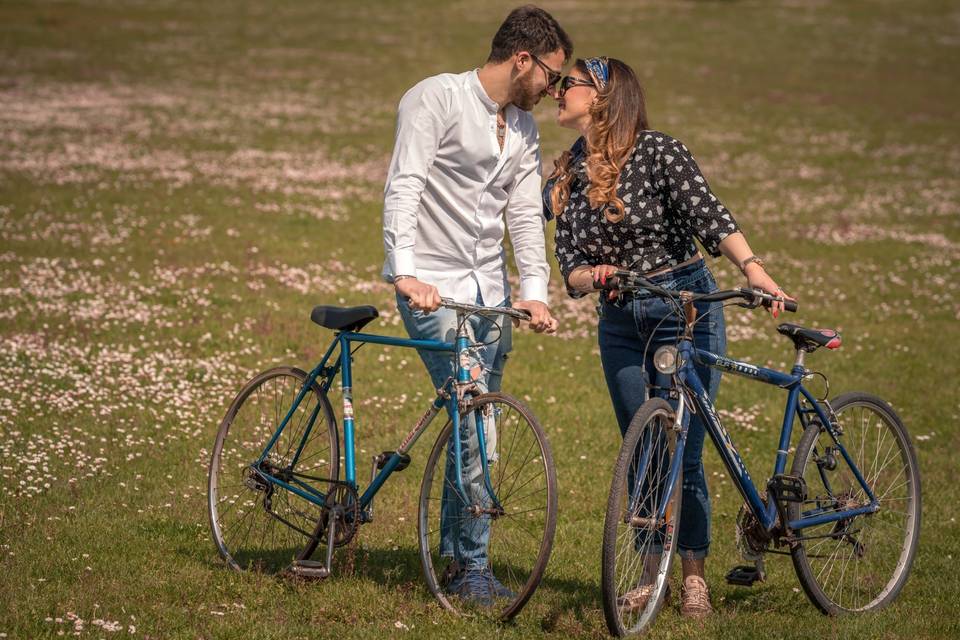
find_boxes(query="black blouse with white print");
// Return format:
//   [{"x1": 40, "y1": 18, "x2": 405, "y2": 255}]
[{"x1": 545, "y1": 130, "x2": 741, "y2": 298}]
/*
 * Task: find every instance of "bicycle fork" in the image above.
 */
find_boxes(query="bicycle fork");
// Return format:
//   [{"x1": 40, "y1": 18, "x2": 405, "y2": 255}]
[{"x1": 626, "y1": 393, "x2": 688, "y2": 529}]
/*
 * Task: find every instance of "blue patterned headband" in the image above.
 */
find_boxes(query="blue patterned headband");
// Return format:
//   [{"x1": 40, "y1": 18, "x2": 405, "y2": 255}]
[{"x1": 584, "y1": 56, "x2": 609, "y2": 89}]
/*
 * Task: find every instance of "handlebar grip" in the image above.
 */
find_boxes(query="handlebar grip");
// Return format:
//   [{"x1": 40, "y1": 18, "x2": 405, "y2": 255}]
[
  {"x1": 592, "y1": 276, "x2": 620, "y2": 291},
  {"x1": 758, "y1": 294, "x2": 798, "y2": 313}
]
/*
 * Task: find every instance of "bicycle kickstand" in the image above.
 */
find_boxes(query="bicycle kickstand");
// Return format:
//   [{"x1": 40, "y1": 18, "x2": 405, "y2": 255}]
[{"x1": 286, "y1": 507, "x2": 341, "y2": 580}]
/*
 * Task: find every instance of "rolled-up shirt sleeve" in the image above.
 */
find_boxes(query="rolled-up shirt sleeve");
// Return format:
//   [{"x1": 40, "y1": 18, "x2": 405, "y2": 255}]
[
  {"x1": 662, "y1": 138, "x2": 740, "y2": 258},
  {"x1": 382, "y1": 80, "x2": 448, "y2": 279},
  {"x1": 504, "y1": 131, "x2": 550, "y2": 304}
]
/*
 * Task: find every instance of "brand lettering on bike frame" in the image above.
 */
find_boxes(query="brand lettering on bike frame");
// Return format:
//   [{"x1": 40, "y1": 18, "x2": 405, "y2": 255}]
[
  {"x1": 398, "y1": 392, "x2": 447, "y2": 454},
  {"x1": 712, "y1": 355, "x2": 761, "y2": 378},
  {"x1": 695, "y1": 385, "x2": 751, "y2": 480}
]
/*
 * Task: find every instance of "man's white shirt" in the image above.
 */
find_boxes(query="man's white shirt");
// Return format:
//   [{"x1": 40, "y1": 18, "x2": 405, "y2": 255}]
[{"x1": 382, "y1": 70, "x2": 550, "y2": 306}]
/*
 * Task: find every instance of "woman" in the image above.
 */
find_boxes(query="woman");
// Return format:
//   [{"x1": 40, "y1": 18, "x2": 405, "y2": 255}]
[{"x1": 545, "y1": 57, "x2": 792, "y2": 618}]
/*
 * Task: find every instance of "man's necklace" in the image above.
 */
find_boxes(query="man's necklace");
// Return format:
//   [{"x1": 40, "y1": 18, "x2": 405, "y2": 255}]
[{"x1": 496, "y1": 110, "x2": 506, "y2": 150}]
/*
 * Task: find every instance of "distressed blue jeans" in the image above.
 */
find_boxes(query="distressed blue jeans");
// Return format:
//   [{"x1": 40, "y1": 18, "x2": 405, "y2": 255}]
[
  {"x1": 396, "y1": 291, "x2": 511, "y2": 569},
  {"x1": 597, "y1": 259, "x2": 726, "y2": 559}
]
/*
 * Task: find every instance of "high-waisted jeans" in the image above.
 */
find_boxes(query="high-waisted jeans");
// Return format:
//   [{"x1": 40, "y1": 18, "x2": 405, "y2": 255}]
[{"x1": 597, "y1": 259, "x2": 726, "y2": 559}]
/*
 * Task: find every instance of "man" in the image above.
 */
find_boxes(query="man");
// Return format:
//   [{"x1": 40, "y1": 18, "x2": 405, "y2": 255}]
[{"x1": 382, "y1": 6, "x2": 572, "y2": 605}]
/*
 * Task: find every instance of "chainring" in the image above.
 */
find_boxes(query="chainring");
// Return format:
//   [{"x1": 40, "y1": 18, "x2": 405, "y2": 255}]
[
  {"x1": 316, "y1": 481, "x2": 360, "y2": 548},
  {"x1": 735, "y1": 503, "x2": 771, "y2": 559}
]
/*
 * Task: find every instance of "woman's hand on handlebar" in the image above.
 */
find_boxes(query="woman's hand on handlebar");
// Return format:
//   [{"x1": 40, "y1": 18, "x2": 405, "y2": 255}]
[
  {"x1": 743, "y1": 263, "x2": 795, "y2": 319},
  {"x1": 592, "y1": 264, "x2": 621, "y2": 300},
  {"x1": 513, "y1": 300, "x2": 559, "y2": 334}
]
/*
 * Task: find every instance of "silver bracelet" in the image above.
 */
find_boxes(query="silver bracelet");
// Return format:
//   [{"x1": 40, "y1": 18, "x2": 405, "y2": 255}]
[
  {"x1": 739, "y1": 255, "x2": 765, "y2": 274},
  {"x1": 393, "y1": 275, "x2": 416, "y2": 283}
]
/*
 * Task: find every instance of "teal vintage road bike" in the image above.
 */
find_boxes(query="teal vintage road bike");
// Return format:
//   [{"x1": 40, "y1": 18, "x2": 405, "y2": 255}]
[
  {"x1": 596, "y1": 271, "x2": 920, "y2": 636},
  {"x1": 207, "y1": 299, "x2": 558, "y2": 620}
]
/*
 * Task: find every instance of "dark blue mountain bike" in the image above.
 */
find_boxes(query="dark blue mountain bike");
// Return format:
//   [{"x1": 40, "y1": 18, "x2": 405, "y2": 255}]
[
  {"x1": 597, "y1": 271, "x2": 920, "y2": 636},
  {"x1": 207, "y1": 299, "x2": 557, "y2": 620}
]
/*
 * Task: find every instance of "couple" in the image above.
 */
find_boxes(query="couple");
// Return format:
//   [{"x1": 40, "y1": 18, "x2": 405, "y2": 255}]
[{"x1": 381, "y1": 6, "x2": 790, "y2": 614}]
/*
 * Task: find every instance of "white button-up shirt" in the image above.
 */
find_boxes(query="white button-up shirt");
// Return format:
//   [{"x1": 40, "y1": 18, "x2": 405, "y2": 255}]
[{"x1": 382, "y1": 70, "x2": 550, "y2": 305}]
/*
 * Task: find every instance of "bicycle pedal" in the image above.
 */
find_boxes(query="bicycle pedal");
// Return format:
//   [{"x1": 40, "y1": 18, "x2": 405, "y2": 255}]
[
  {"x1": 725, "y1": 565, "x2": 765, "y2": 587},
  {"x1": 768, "y1": 473, "x2": 807, "y2": 503},
  {"x1": 286, "y1": 559, "x2": 330, "y2": 580}
]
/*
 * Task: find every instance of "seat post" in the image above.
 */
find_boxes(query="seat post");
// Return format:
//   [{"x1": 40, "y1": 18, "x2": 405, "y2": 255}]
[{"x1": 793, "y1": 349, "x2": 806, "y2": 369}]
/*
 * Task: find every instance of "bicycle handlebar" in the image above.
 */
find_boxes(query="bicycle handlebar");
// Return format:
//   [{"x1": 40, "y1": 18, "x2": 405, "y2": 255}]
[
  {"x1": 440, "y1": 297, "x2": 533, "y2": 321},
  {"x1": 593, "y1": 270, "x2": 798, "y2": 313}
]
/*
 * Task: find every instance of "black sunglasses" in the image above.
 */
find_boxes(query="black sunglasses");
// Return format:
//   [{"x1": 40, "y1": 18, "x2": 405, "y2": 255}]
[
  {"x1": 529, "y1": 53, "x2": 562, "y2": 90},
  {"x1": 557, "y1": 75, "x2": 596, "y2": 97}
]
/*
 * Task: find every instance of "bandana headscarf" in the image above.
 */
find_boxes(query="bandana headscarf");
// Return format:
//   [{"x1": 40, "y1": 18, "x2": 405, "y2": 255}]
[{"x1": 584, "y1": 56, "x2": 609, "y2": 89}]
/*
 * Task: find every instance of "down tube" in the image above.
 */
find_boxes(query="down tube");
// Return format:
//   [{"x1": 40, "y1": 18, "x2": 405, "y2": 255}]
[{"x1": 681, "y1": 365, "x2": 769, "y2": 524}]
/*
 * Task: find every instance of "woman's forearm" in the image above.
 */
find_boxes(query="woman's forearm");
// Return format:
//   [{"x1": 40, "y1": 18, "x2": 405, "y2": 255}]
[
  {"x1": 566, "y1": 265, "x2": 596, "y2": 294},
  {"x1": 718, "y1": 232, "x2": 755, "y2": 272}
]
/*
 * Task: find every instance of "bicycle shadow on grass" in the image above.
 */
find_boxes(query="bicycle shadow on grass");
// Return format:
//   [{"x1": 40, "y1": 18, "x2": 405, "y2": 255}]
[{"x1": 317, "y1": 544, "x2": 601, "y2": 618}]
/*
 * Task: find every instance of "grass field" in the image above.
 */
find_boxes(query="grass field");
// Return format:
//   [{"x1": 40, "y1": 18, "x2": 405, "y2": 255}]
[{"x1": 1, "y1": 1, "x2": 958, "y2": 638}]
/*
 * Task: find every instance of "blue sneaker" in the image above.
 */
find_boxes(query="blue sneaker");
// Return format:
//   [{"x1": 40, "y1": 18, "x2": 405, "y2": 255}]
[{"x1": 446, "y1": 565, "x2": 516, "y2": 606}]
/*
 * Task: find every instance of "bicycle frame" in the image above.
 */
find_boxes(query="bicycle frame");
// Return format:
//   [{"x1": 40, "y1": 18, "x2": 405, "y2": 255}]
[
  {"x1": 250, "y1": 321, "x2": 501, "y2": 518},
  {"x1": 652, "y1": 337, "x2": 879, "y2": 535}
]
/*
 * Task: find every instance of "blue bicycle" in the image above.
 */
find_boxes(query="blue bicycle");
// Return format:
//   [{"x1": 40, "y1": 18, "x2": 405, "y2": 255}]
[
  {"x1": 597, "y1": 271, "x2": 920, "y2": 636},
  {"x1": 207, "y1": 299, "x2": 557, "y2": 619}
]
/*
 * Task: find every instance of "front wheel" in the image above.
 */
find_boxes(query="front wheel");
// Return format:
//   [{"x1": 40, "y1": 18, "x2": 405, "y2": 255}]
[
  {"x1": 602, "y1": 398, "x2": 682, "y2": 637},
  {"x1": 417, "y1": 392, "x2": 557, "y2": 620},
  {"x1": 789, "y1": 392, "x2": 921, "y2": 614}
]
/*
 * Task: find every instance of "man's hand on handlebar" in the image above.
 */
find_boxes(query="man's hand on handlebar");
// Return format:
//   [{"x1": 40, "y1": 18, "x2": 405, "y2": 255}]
[
  {"x1": 395, "y1": 277, "x2": 442, "y2": 313},
  {"x1": 514, "y1": 300, "x2": 559, "y2": 334}
]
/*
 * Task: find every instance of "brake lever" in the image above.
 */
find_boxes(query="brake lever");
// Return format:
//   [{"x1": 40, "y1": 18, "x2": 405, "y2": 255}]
[{"x1": 735, "y1": 288, "x2": 763, "y2": 309}]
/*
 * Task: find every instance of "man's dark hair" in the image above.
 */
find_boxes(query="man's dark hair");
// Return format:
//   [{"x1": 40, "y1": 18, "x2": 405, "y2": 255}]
[{"x1": 487, "y1": 5, "x2": 573, "y2": 64}]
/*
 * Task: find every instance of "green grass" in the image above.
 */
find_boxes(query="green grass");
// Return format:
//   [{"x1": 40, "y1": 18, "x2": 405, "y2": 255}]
[{"x1": 1, "y1": 1, "x2": 958, "y2": 638}]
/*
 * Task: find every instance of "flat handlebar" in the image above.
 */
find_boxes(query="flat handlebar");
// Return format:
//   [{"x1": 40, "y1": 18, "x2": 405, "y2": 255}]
[
  {"x1": 440, "y1": 297, "x2": 533, "y2": 321},
  {"x1": 593, "y1": 270, "x2": 798, "y2": 313}
]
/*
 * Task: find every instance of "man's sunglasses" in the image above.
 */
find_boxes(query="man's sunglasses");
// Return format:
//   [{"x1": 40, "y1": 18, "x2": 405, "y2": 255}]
[
  {"x1": 557, "y1": 75, "x2": 596, "y2": 97},
  {"x1": 530, "y1": 53, "x2": 562, "y2": 90}
]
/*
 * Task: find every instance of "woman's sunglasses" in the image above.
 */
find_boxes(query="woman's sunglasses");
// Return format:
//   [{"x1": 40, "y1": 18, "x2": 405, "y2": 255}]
[{"x1": 557, "y1": 75, "x2": 596, "y2": 98}]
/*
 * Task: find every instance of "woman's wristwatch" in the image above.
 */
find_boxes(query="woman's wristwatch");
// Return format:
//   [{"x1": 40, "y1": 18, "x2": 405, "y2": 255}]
[{"x1": 739, "y1": 255, "x2": 765, "y2": 274}]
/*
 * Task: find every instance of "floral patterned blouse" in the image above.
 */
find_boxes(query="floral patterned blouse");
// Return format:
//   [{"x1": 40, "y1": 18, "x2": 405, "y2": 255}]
[{"x1": 545, "y1": 130, "x2": 740, "y2": 297}]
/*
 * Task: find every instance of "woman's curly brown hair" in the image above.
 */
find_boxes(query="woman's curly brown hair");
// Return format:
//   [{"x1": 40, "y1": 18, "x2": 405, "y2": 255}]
[{"x1": 549, "y1": 58, "x2": 649, "y2": 223}]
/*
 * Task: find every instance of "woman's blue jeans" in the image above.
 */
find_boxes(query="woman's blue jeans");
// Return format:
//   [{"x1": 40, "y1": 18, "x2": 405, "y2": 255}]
[{"x1": 597, "y1": 260, "x2": 726, "y2": 560}]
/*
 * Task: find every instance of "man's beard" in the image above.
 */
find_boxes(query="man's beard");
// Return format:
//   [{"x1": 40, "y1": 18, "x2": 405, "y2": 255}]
[{"x1": 510, "y1": 71, "x2": 541, "y2": 111}]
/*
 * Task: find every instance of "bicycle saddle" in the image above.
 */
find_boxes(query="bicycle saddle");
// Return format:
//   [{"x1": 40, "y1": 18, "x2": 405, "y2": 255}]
[
  {"x1": 311, "y1": 305, "x2": 379, "y2": 332},
  {"x1": 776, "y1": 323, "x2": 841, "y2": 352}
]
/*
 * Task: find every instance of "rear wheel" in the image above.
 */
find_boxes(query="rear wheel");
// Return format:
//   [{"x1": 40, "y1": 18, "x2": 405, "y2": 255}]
[
  {"x1": 789, "y1": 392, "x2": 920, "y2": 614},
  {"x1": 602, "y1": 398, "x2": 682, "y2": 637},
  {"x1": 418, "y1": 392, "x2": 557, "y2": 620},
  {"x1": 208, "y1": 367, "x2": 340, "y2": 573}
]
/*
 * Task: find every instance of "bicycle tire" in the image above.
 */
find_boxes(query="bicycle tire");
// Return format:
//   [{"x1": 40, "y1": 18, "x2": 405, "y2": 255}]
[
  {"x1": 601, "y1": 398, "x2": 682, "y2": 637},
  {"x1": 417, "y1": 392, "x2": 557, "y2": 620},
  {"x1": 208, "y1": 366, "x2": 340, "y2": 573},
  {"x1": 789, "y1": 391, "x2": 920, "y2": 614}
]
